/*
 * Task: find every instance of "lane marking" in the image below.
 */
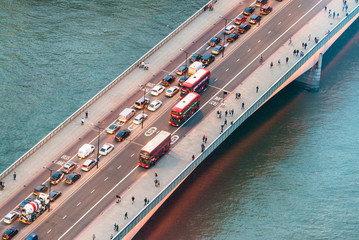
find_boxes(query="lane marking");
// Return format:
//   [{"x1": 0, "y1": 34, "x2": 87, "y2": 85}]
[
  {"x1": 225, "y1": 68, "x2": 229, "y2": 72},
  {"x1": 206, "y1": 46, "x2": 211, "y2": 50},
  {"x1": 104, "y1": 177, "x2": 108, "y2": 182},
  {"x1": 298, "y1": 4, "x2": 302, "y2": 8},
  {"x1": 247, "y1": 49, "x2": 251, "y2": 52},
  {"x1": 47, "y1": 229, "x2": 52, "y2": 234},
  {"x1": 236, "y1": 58, "x2": 240, "y2": 62},
  {"x1": 131, "y1": 153, "x2": 135, "y2": 157},
  {"x1": 278, "y1": 21, "x2": 281, "y2": 25},
  {"x1": 63, "y1": 215, "x2": 67, "y2": 220},
  {"x1": 288, "y1": 13, "x2": 291, "y2": 16},
  {"x1": 117, "y1": 165, "x2": 122, "y2": 169},
  {"x1": 268, "y1": 30, "x2": 271, "y2": 34},
  {"x1": 77, "y1": 202, "x2": 81, "y2": 207},
  {"x1": 257, "y1": 40, "x2": 261, "y2": 43},
  {"x1": 91, "y1": 189, "x2": 95, "y2": 194}
]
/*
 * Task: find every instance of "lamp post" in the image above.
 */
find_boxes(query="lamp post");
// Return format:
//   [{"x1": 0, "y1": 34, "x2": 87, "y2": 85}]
[
  {"x1": 138, "y1": 84, "x2": 147, "y2": 129},
  {"x1": 180, "y1": 48, "x2": 189, "y2": 68},
  {"x1": 43, "y1": 166, "x2": 53, "y2": 212},
  {"x1": 91, "y1": 122, "x2": 103, "y2": 169},
  {"x1": 219, "y1": 15, "x2": 229, "y2": 58}
]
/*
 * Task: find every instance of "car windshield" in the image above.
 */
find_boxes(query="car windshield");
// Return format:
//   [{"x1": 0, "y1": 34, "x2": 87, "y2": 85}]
[{"x1": 210, "y1": 38, "x2": 217, "y2": 42}]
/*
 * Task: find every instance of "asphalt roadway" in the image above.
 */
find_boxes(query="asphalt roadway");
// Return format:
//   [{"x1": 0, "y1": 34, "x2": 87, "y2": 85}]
[{"x1": 0, "y1": 0, "x2": 334, "y2": 239}]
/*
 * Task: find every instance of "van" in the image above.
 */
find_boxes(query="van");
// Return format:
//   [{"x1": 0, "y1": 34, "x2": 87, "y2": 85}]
[
  {"x1": 78, "y1": 144, "x2": 95, "y2": 158},
  {"x1": 134, "y1": 97, "x2": 150, "y2": 109},
  {"x1": 188, "y1": 61, "x2": 204, "y2": 76},
  {"x1": 118, "y1": 108, "x2": 136, "y2": 122}
]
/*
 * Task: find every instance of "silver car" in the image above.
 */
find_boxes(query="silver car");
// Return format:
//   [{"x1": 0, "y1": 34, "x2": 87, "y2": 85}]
[
  {"x1": 4, "y1": 211, "x2": 19, "y2": 224},
  {"x1": 148, "y1": 100, "x2": 162, "y2": 111},
  {"x1": 133, "y1": 113, "x2": 148, "y2": 125}
]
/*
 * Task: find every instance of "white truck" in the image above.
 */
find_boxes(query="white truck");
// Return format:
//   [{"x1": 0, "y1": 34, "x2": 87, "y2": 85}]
[
  {"x1": 188, "y1": 61, "x2": 204, "y2": 76},
  {"x1": 19, "y1": 193, "x2": 50, "y2": 224},
  {"x1": 118, "y1": 108, "x2": 136, "y2": 123}
]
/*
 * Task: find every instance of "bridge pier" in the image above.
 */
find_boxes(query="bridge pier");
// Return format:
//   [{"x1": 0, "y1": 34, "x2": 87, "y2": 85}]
[{"x1": 293, "y1": 53, "x2": 323, "y2": 92}]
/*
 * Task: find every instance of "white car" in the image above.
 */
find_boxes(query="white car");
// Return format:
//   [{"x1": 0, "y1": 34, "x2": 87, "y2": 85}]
[
  {"x1": 150, "y1": 85, "x2": 165, "y2": 96},
  {"x1": 4, "y1": 211, "x2": 19, "y2": 224},
  {"x1": 133, "y1": 113, "x2": 148, "y2": 125},
  {"x1": 148, "y1": 100, "x2": 162, "y2": 111},
  {"x1": 224, "y1": 25, "x2": 236, "y2": 35},
  {"x1": 99, "y1": 143, "x2": 114, "y2": 156},
  {"x1": 165, "y1": 86, "x2": 180, "y2": 97},
  {"x1": 78, "y1": 144, "x2": 95, "y2": 158}
]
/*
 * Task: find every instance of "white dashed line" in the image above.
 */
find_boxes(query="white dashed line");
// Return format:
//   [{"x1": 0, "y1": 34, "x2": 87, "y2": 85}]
[
  {"x1": 225, "y1": 68, "x2": 229, "y2": 72},
  {"x1": 47, "y1": 229, "x2": 52, "y2": 234},
  {"x1": 206, "y1": 46, "x2": 211, "y2": 50},
  {"x1": 224, "y1": 43, "x2": 229, "y2": 47},
  {"x1": 247, "y1": 49, "x2": 251, "y2": 52},
  {"x1": 104, "y1": 177, "x2": 108, "y2": 182},
  {"x1": 298, "y1": 4, "x2": 301, "y2": 8},
  {"x1": 288, "y1": 13, "x2": 292, "y2": 16},
  {"x1": 236, "y1": 58, "x2": 240, "y2": 62},
  {"x1": 117, "y1": 165, "x2": 122, "y2": 169},
  {"x1": 63, "y1": 215, "x2": 67, "y2": 220},
  {"x1": 131, "y1": 153, "x2": 135, "y2": 157},
  {"x1": 278, "y1": 22, "x2": 281, "y2": 25},
  {"x1": 257, "y1": 40, "x2": 261, "y2": 43},
  {"x1": 91, "y1": 189, "x2": 95, "y2": 194},
  {"x1": 77, "y1": 202, "x2": 81, "y2": 207},
  {"x1": 268, "y1": 30, "x2": 271, "y2": 34}
]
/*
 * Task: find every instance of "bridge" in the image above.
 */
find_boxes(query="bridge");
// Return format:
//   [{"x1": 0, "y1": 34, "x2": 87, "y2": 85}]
[{"x1": 0, "y1": 0, "x2": 358, "y2": 239}]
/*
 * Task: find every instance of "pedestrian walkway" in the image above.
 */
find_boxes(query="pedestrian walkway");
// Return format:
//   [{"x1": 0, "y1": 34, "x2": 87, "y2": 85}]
[{"x1": 77, "y1": 0, "x2": 359, "y2": 239}]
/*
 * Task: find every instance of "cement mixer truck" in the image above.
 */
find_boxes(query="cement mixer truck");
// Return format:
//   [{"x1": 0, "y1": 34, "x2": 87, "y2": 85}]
[{"x1": 19, "y1": 193, "x2": 50, "y2": 224}]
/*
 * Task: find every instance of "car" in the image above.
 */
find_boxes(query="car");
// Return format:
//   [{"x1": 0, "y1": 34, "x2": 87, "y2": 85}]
[
  {"x1": 212, "y1": 45, "x2": 224, "y2": 55},
  {"x1": 201, "y1": 53, "x2": 215, "y2": 66},
  {"x1": 260, "y1": 5, "x2": 272, "y2": 15},
  {"x1": 33, "y1": 185, "x2": 48, "y2": 195},
  {"x1": 224, "y1": 25, "x2": 236, "y2": 35},
  {"x1": 238, "y1": 23, "x2": 251, "y2": 34},
  {"x1": 4, "y1": 212, "x2": 19, "y2": 224},
  {"x1": 18, "y1": 198, "x2": 33, "y2": 209},
  {"x1": 133, "y1": 113, "x2": 148, "y2": 125},
  {"x1": 106, "y1": 123, "x2": 120, "y2": 134},
  {"x1": 161, "y1": 75, "x2": 176, "y2": 86},
  {"x1": 147, "y1": 100, "x2": 162, "y2": 112},
  {"x1": 176, "y1": 65, "x2": 188, "y2": 75},
  {"x1": 65, "y1": 172, "x2": 81, "y2": 184},
  {"x1": 234, "y1": 15, "x2": 247, "y2": 25},
  {"x1": 50, "y1": 171, "x2": 64, "y2": 185},
  {"x1": 49, "y1": 190, "x2": 62, "y2": 202},
  {"x1": 115, "y1": 129, "x2": 131, "y2": 142},
  {"x1": 99, "y1": 143, "x2": 114, "y2": 155},
  {"x1": 208, "y1": 36, "x2": 221, "y2": 47},
  {"x1": 61, "y1": 162, "x2": 77, "y2": 174},
  {"x1": 150, "y1": 85, "x2": 165, "y2": 96},
  {"x1": 190, "y1": 53, "x2": 202, "y2": 63},
  {"x1": 166, "y1": 86, "x2": 180, "y2": 97},
  {"x1": 78, "y1": 144, "x2": 95, "y2": 159},
  {"x1": 256, "y1": 0, "x2": 268, "y2": 7},
  {"x1": 243, "y1": 6, "x2": 255, "y2": 16},
  {"x1": 249, "y1": 15, "x2": 261, "y2": 24},
  {"x1": 25, "y1": 233, "x2": 38, "y2": 240},
  {"x1": 81, "y1": 159, "x2": 97, "y2": 172},
  {"x1": 2, "y1": 227, "x2": 18, "y2": 239},
  {"x1": 178, "y1": 75, "x2": 188, "y2": 86},
  {"x1": 227, "y1": 32, "x2": 240, "y2": 42},
  {"x1": 134, "y1": 97, "x2": 150, "y2": 109}
]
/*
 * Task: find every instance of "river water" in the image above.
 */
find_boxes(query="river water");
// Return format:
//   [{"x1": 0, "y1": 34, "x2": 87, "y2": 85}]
[{"x1": 1, "y1": 1, "x2": 358, "y2": 239}]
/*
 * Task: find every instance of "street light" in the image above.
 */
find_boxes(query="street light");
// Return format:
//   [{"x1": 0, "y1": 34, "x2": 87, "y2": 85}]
[
  {"x1": 219, "y1": 15, "x2": 230, "y2": 58},
  {"x1": 43, "y1": 166, "x2": 53, "y2": 212},
  {"x1": 180, "y1": 48, "x2": 189, "y2": 68},
  {"x1": 138, "y1": 84, "x2": 147, "y2": 129},
  {"x1": 91, "y1": 122, "x2": 103, "y2": 169}
]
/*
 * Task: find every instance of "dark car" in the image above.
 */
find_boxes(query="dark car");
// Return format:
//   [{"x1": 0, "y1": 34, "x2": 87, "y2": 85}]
[
  {"x1": 33, "y1": 185, "x2": 48, "y2": 195},
  {"x1": 161, "y1": 75, "x2": 176, "y2": 86},
  {"x1": 249, "y1": 15, "x2": 261, "y2": 24},
  {"x1": 234, "y1": 15, "x2": 247, "y2": 25},
  {"x1": 243, "y1": 6, "x2": 255, "y2": 16},
  {"x1": 256, "y1": 0, "x2": 268, "y2": 7},
  {"x1": 65, "y1": 172, "x2": 81, "y2": 185},
  {"x1": 2, "y1": 227, "x2": 18, "y2": 239},
  {"x1": 178, "y1": 76, "x2": 188, "y2": 86},
  {"x1": 190, "y1": 53, "x2": 202, "y2": 63},
  {"x1": 201, "y1": 53, "x2": 215, "y2": 66},
  {"x1": 61, "y1": 162, "x2": 77, "y2": 174},
  {"x1": 238, "y1": 23, "x2": 251, "y2": 34},
  {"x1": 212, "y1": 45, "x2": 224, "y2": 55},
  {"x1": 260, "y1": 5, "x2": 272, "y2": 15},
  {"x1": 18, "y1": 198, "x2": 33, "y2": 209},
  {"x1": 50, "y1": 170, "x2": 64, "y2": 185},
  {"x1": 176, "y1": 65, "x2": 188, "y2": 75},
  {"x1": 106, "y1": 123, "x2": 120, "y2": 134},
  {"x1": 49, "y1": 190, "x2": 62, "y2": 202},
  {"x1": 208, "y1": 36, "x2": 221, "y2": 47},
  {"x1": 25, "y1": 233, "x2": 38, "y2": 240},
  {"x1": 115, "y1": 129, "x2": 131, "y2": 142},
  {"x1": 227, "y1": 33, "x2": 240, "y2": 42}
]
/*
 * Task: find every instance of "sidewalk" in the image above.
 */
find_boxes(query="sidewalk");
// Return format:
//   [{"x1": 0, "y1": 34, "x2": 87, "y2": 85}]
[{"x1": 77, "y1": 0, "x2": 359, "y2": 239}]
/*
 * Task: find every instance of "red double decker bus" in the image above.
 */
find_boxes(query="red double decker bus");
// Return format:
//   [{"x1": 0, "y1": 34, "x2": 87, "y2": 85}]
[
  {"x1": 169, "y1": 92, "x2": 200, "y2": 127},
  {"x1": 180, "y1": 68, "x2": 210, "y2": 99},
  {"x1": 139, "y1": 131, "x2": 171, "y2": 168}
]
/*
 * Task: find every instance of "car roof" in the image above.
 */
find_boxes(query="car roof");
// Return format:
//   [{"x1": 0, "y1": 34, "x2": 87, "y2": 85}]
[
  {"x1": 203, "y1": 53, "x2": 212, "y2": 58},
  {"x1": 5, "y1": 212, "x2": 17, "y2": 217},
  {"x1": 84, "y1": 159, "x2": 95, "y2": 164},
  {"x1": 151, "y1": 100, "x2": 161, "y2": 104},
  {"x1": 153, "y1": 85, "x2": 162, "y2": 90}
]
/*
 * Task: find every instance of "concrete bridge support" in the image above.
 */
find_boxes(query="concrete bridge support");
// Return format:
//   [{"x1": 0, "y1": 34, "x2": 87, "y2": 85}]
[{"x1": 293, "y1": 53, "x2": 323, "y2": 92}]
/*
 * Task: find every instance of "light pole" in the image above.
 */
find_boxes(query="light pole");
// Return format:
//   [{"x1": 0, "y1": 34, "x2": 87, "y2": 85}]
[
  {"x1": 219, "y1": 15, "x2": 229, "y2": 58},
  {"x1": 91, "y1": 122, "x2": 103, "y2": 169},
  {"x1": 138, "y1": 84, "x2": 147, "y2": 129},
  {"x1": 43, "y1": 166, "x2": 53, "y2": 212},
  {"x1": 180, "y1": 48, "x2": 189, "y2": 68}
]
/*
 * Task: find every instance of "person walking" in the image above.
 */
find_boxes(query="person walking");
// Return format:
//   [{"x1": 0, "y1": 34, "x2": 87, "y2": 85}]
[
  {"x1": 110, "y1": 234, "x2": 113, "y2": 240},
  {"x1": 155, "y1": 173, "x2": 158, "y2": 179},
  {"x1": 278, "y1": 59, "x2": 281, "y2": 65},
  {"x1": 225, "y1": 110, "x2": 228, "y2": 117},
  {"x1": 114, "y1": 223, "x2": 117, "y2": 231},
  {"x1": 204, "y1": 136, "x2": 207, "y2": 144},
  {"x1": 324, "y1": 6, "x2": 327, "y2": 11},
  {"x1": 124, "y1": 212, "x2": 128, "y2": 220},
  {"x1": 237, "y1": 92, "x2": 241, "y2": 98},
  {"x1": 192, "y1": 155, "x2": 195, "y2": 161},
  {"x1": 144, "y1": 197, "x2": 147, "y2": 206},
  {"x1": 13, "y1": 172, "x2": 16, "y2": 180},
  {"x1": 224, "y1": 119, "x2": 227, "y2": 125},
  {"x1": 270, "y1": 62, "x2": 273, "y2": 68},
  {"x1": 81, "y1": 118, "x2": 84, "y2": 125},
  {"x1": 296, "y1": 49, "x2": 299, "y2": 56},
  {"x1": 286, "y1": 57, "x2": 289, "y2": 63},
  {"x1": 93, "y1": 234, "x2": 96, "y2": 240},
  {"x1": 289, "y1": 38, "x2": 292, "y2": 45},
  {"x1": 132, "y1": 196, "x2": 135, "y2": 204},
  {"x1": 220, "y1": 125, "x2": 224, "y2": 133},
  {"x1": 116, "y1": 195, "x2": 121, "y2": 203},
  {"x1": 202, "y1": 135, "x2": 205, "y2": 142},
  {"x1": 304, "y1": 43, "x2": 307, "y2": 49},
  {"x1": 242, "y1": 102, "x2": 245, "y2": 109},
  {"x1": 154, "y1": 179, "x2": 158, "y2": 187},
  {"x1": 85, "y1": 111, "x2": 88, "y2": 118},
  {"x1": 308, "y1": 34, "x2": 311, "y2": 41},
  {"x1": 116, "y1": 225, "x2": 119, "y2": 232},
  {"x1": 231, "y1": 109, "x2": 234, "y2": 116},
  {"x1": 256, "y1": 86, "x2": 259, "y2": 93},
  {"x1": 201, "y1": 143, "x2": 205, "y2": 152},
  {"x1": 293, "y1": 49, "x2": 296, "y2": 55}
]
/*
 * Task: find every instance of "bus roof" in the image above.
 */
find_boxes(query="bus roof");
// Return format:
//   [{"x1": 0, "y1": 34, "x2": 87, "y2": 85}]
[
  {"x1": 141, "y1": 131, "x2": 171, "y2": 153},
  {"x1": 172, "y1": 92, "x2": 200, "y2": 112},
  {"x1": 184, "y1": 68, "x2": 210, "y2": 87}
]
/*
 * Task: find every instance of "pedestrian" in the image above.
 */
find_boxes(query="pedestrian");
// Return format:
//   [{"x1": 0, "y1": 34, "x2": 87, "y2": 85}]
[
  {"x1": 116, "y1": 225, "x2": 119, "y2": 232},
  {"x1": 296, "y1": 49, "x2": 299, "y2": 56},
  {"x1": 300, "y1": 51, "x2": 304, "y2": 57},
  {"x1": 278, "y1": 59, "x2": 281, "y2": 65},
  {"x1": 147, "y1": 199, "x2": 150, "y2": 204},
  {"x1": 201, "y1": 143, "x2": 205, "y2": 152},
  {"x1": 345, "y1": 5, "x2": 348, "y2": 12},
  {"x1": 286, "y1": 57, "x2": 289, "y2": 63},
  {"x1": 337, "y1": 13, "x2": 339, "y2": 18},
  {"x1": 155, "y1": 173, "x2": 158, "y2": 179},
  {"x1": 124, "y1": 212, "x2": 128, "y2": 219},
  {"x1": 302, "y1": 42, "x2": 304, "y2": 48},
  {"x1": 235, "y1": 93, "x2": 238, "y2": 99},
  {"x1": 93, "y1": 234, "x2": 96, "y2": 240},
  {"x1": 342, "y1": 5, "x2": 345, "y2": 11},
  {"x1": 237, "y1": 92, "x2": 241, "y2": 98},
  {"x1": 329, "y1": 9, "x2": 331, "y2": 14},
  {"x1": 116, "y1": 195, "x2": 121, "y2": 203},
  {"x1": 157, "y1": 180, "x2": 161, "y2": 186},
  {"x1": 217, "y1": 113, "x2": 220, "y2": 118},
  {"x1": 333, "y1": 11, "x2": 335, "y2": 18},
  {"x1": 324, "y1": 6, "x2": 327, "y2": 11},
  {"x1": 81, "y1": 118, "x2": 84, "y2": 125},
  {"x1": 114, "y1": 223, "x2": 117, "y2": 231},
  {"x1": 308, "y1": 34, "x2": 311, "y2": 41},
  {"x1": 304, "y1": 43, "x2": 307, "y2": 49},
  {"x1": 219, "y1": 111, "x2": 222, "y2": 119},
  {"x1": 224, "y1": 119, "x2": 227, "y2": 125},
  {"x1": 132, "y1": 196, "x2": 135, "y2": 204},
  {"x1": 220, "y1": 125, "x2": 224, "y2": 133},
  {"x1": 270, "y1": 62, "x2": 273, "y2": 68},
  {"x1": 144, "y1": 197, "x2": 147, "y2": 206},
  {"x1": 202, "y1": 135, "x2": 205, "y2": 142},
  {"x1": 192, "y1": 155, "x2": 195, "y2": 161},
  {"x1": 231, "y1": 109, "x2": 234, "y2": 116},
  {"x1": 154, "y1": 179, "x2": 158, "y2": 187},
  {"x1": 111, "y1": 234, "x2": 113, "y2": 240},
  {"x1": 242, "y1": 102, "x2": 245, "y2": 109},
  {"x1": 225, "y1": 110, "x2": 228, "y2": 117},
  {"x1": 13, "y1": 172, "x2": 16, "y2": 180},
  {"x1": 204, "y1": 137, "x2": 207, "y2": 143},
  {"x1": 85, "y1": 111, "x2": 88, "y2": 118},
  {"x1": 293, "y1": 49, "x2": 296, "y2": 55},
  {"x1": 230, "y1": 121, "x2": 233, "y2": 125},
  {"x1": 256, "y1": 86, "x2": 259, "y2": 93},
  {"x1": 289, "y1": 38, "x2": 292, "y2": 45}
]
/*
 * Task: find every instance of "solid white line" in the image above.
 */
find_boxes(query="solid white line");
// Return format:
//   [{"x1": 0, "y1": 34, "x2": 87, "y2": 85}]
[
  {"x1": 268, "y1": 30, "x2": 271, "y2": 34},
  {"x1": 47, "y1": 229, "x2": 52, "y2": 234},
  {"x1": 91, "y1": 189, "x2": 95, "y2": 194},
  {"x1": 206, "y1": 46, "x2": 211, "y2": 50},
  {"x1": 131, "y1": 153, "x2": 135, "y2": 157},
  {"x1": 278, "y1": 21, "x2": 281, "y2": 25},
  {"x1": 63, "y1": 215, "x2": 67, "y2": 220},
  {"x1": 258, "y1": 40, "x2": 261, "y2": 43},
  {"x1": 226, "y1": 68, "x2": 229, "y2": 72},
  {"x1": 236, "y1": 58, "x2": 240, "y2": 62},
  {"x1": 247, "y1": 49, "x2": 251, "y2": 52},
  {"x1": 288, "y1": 13, "x2": 292, "y2": 16},
  {"x1": 58, "y1": 166, "x2": 139, "y2": 240},
  {"x1": 104, "y1": 177, "x2": 108, "y2": 182},
  {"x1": 77, "y1": 202, "x2": 81, "y2": 207},
  {"x1": 298, "y1": 4, "x2": 302, "y2": 8},
  {"x1": 117, "y1": 165, "x2": 122, "y2": 169}
]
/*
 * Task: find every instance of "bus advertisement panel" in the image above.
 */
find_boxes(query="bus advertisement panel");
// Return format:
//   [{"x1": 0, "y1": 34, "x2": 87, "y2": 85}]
[
  {"x1": 139, "y1": 131, "x2": 172, "y2": 168},
  {"x1": 180, "y1": 68, "x2": 210, "y2": 99},
  {"x1": 169, "y1": 92, "x2": 200, "y2": 127}
]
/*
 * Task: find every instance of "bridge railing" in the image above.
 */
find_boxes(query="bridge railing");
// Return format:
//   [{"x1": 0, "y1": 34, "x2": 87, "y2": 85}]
[
  {"x1": 116, "y1": 5, "x2": 359, "y2": 239},
  {"x1": 0, "y1": 0, "x2": 217, "y2": 180}
]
